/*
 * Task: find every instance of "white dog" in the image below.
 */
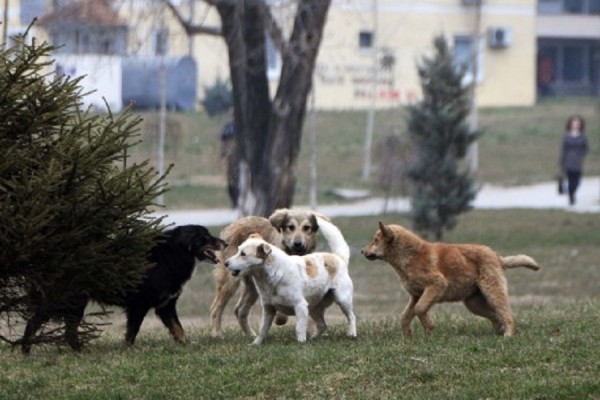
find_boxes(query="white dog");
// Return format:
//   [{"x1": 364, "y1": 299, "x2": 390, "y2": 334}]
[{"x1": 224, "y1": 216, "x2": 357, "y2": 345}]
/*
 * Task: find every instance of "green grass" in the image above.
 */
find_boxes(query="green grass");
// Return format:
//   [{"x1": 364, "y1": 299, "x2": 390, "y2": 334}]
[
  {"x1": 3, "y1": 100, "x2": 600, "y2": 397},
  {"x1": 127, "y1": 98, "x2": 600, "y2": 209},
  {"x1": 1, "y1": 306, "x2": 599, "y2": 399},
  {"x1": 2, "y1": 210, "x2": 599, "y2": 399}
]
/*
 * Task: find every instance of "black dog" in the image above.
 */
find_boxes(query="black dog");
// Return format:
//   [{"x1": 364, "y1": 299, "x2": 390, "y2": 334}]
[{"x1": 21, "y1": 225, "x2": 226, "y2": 353}]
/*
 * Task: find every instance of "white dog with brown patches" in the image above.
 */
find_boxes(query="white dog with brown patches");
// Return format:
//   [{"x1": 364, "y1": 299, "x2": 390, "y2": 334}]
[{"x1": 224, "y1": 216, "x2": 357, "y2": 345}]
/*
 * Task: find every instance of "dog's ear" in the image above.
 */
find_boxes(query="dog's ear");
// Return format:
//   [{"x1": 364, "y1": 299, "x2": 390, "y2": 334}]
[
  {"x1": 309, "y1": 214, "x2": 319, "y2": 232},
  {"x1": 269, "y1": 209, "x2": 288, "y2": 230},
  {"x1": 257, "y1": 243, "x2": 272, "y2": 259},
  {"x1": 378, "y1": 221, "x2": 392, "y2": 239},
  {"x1": 217, "y1": 238, "x2": 228, "y2": 250}
]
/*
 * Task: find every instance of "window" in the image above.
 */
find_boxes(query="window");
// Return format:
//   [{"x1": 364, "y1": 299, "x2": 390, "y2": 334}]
[
  {"x1": 563, "y1": 46, "x2": 585, "y2": 81},
  {"x1": 81, "y1": 34, "x2": 90, "y2": 53},
  {"x1": 453, "y1": 36, "x2": 471, "y2": 69},
  {"x1": 265, "y1": 34, "x2": 281, "y2": 79},
  {"x1": 538, "y1": 0, "x2": 562, "y2": 13},
  {"x1": 590, "y1": 46, "x2": 599, "y2": 82},
  {"x1": 537, "y1": 45, "x2": 558, "y2": 96},
  {"x1": 154, "y1": 28, "x2": 169, "y2": 56},
  {"x1": 359, "y1": 31, "x2": 374, "y2": 50},
  {"x1": 538, "y1": 0, "x2": 600, "y2": 14},
  {"x1": 564, "y1": 0, "x2": 584, "y2": 12},
  {"x1": 101, "y1": 39, "x2": 113, "y2": 55},
  {"x1": 453, "y1": 35, "x2": 484, "y2": 84},
  {"x1": 538, "y1": 38, "x2": 599, "y2": 96}
]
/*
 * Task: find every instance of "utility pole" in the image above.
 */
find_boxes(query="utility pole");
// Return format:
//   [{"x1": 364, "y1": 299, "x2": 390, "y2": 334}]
[
  {"x1": 157, "y1": 0, "x2": 167, "y2": 206},
  {"x1": 468, "y1": 0, "x2": 482, "y2": 173},
  {"x1": 308, "y1": 85, "x2": 318, "y2": 210},
  {"x1": 2, "y1": 0, "x2": 9, "y2": 50},
  {"x1": 187, "y1": 0, "x2": 195, "y2": 56},
  {"x1": 362, "y1": 0, "x2": 378, "y2": 180}
]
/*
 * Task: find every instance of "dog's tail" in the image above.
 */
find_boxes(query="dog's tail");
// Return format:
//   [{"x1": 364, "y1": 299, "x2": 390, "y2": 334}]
[
  {"x1": 316, "y1": 216, "x2": 350, "y2": 264},
  {"x1": 501, "y1": 255, "x2": 540, "y2": 271}
]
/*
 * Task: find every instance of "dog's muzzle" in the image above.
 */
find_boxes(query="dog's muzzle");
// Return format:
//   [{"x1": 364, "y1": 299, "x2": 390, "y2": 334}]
[
  {"x1": 288, "y1": 241, "x2": 307, "y2": 255},
  {"x1": 224, "y1": 261, "x2": 241, "y2": 277},
  {"x1": 200, "y1": 249, "x2": 219, "y2": 264},
  {"x1": 361, "y1": 249, "x2": 379, "y2": 261}
]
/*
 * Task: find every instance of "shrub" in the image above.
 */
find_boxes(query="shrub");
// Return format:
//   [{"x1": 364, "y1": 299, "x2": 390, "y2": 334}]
[{"x1": 201, "y1": 77, "x2": 232, "y2": 117}]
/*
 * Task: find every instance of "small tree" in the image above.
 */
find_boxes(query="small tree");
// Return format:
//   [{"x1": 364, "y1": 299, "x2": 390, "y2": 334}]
[
  {"x1": 407, "y1": 35, "x2": 481, "y2": 241},
  {"x1": 0, "y1": 32, "x2": 168, "y2": 350}
]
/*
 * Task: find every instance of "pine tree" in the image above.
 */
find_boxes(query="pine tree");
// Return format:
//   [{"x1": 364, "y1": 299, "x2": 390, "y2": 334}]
[
  {"x1": 0, "y1": 31, "x2": 168, "y2": 349},
  {"x1": 407, "y1": 36, "x2": 481, "y2": 241}
]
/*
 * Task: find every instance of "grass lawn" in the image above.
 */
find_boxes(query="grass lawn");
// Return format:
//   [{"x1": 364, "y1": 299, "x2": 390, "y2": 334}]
[
  {"x1": 2, "y1": 210, "x2": 599, "y2": 399},
  {"x1": 129, "y1": 98, "x2": 600, "y2": 209}
]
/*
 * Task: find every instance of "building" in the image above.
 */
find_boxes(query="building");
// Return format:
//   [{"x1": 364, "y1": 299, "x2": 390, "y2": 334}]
[
  {"x1": 34, "y1": 0, "x2": 127, "y2": 111},
  {"x1": 537, "y1": 0, "x2": 600, "y2": 97},
  {"x1": 37, "y1": 0, "x2": 128, "y2": 55},
  {"x1": 3, "y1": 0, "x2": 599, "y2": 110},
  {"x1": 314, "y1": 0, "x2": 537, "y2": 108},
  {"x1": 182, "y1": 0, "x2": 540, "y2": 109},
  {"x1": 8, "y1": 0, "x2": 196, "y2": 112}
]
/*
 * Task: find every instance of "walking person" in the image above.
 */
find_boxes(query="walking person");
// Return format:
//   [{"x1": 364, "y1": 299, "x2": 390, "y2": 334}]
[{"x1": 560, "y1": 115, "x2": 589, "y2": 205}]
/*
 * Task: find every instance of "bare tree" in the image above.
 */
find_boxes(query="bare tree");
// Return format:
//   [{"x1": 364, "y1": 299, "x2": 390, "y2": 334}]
[
  {"x1": 375, "y1": 131, "x2": 413, "y2": 213},
  {"x1": 167, "y1": 0, "x2": 331, "y2": 216}
]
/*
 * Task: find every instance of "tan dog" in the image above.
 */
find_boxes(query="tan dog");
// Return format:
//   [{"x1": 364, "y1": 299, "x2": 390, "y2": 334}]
[
  {"x1": 210, "y1": 209, "x2": 322, "y2": 337},
  {"x1": 361, "y1": 222, "x2": 540, "y2": 337}
]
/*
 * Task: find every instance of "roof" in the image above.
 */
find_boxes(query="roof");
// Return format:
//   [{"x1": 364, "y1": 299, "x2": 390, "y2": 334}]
[{"x1": 38, "y1": 0, "x2": 127, "y2": 28}]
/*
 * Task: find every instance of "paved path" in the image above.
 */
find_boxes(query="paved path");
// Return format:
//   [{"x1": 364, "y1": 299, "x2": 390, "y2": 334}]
[{"x1": 154, "y1": 176, "x2": 600, "y2": 227}]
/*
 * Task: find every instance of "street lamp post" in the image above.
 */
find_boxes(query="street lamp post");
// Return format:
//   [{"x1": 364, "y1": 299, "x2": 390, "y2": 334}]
[{"x1": 468, "y1": 0, "x2": 482, "y2": 173}]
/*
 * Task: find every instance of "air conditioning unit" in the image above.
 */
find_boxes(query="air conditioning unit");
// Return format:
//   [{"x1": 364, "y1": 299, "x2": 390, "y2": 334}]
[{"x1": 487, "y1": 27, "x2": 512, "y2": 49}]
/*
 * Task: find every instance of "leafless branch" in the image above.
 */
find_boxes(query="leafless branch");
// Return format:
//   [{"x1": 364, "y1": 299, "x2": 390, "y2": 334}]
[
  {"x1": 258, "y1": 2, "x2": 288, "y2": 56},
  {"x1": 164, "y1": 0, "x2": 222, "y2": 37}
]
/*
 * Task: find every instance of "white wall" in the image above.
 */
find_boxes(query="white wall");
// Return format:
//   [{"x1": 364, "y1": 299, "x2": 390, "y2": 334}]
[{"x1": 53, "y1": 55, "x2": 123, "y2": 113}]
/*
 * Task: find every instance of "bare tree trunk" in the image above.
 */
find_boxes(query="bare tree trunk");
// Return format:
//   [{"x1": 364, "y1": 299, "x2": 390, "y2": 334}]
[
  {"x1": 168, "y1": 0, "x2": 330, "y2": 216},
  {"x1": 258, "y1": 1, "x2": 330, "y2": 215},
  {"x1": 215, "y1": 0, "x2": 330, "y2": 216},
  {"x1": 215, "y1": 2, "x2": 270, "y2": 216}
]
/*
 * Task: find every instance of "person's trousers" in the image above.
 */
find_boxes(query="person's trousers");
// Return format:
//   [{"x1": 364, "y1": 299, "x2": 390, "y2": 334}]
[{"x1": 566, "y1": 170, "x2": 582, "y2": 205}]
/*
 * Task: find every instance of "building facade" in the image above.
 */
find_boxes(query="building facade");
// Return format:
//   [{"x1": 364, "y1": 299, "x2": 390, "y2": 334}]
[
  {"x1": 537, "y1": 0, "x2": 600, "y2": 97},
  {"x1": 314, "y1": 0, "x2": 537, "y2": 108},
  {"x1": 186, "y1": 0, "x2": 539, "y2": 109},
  {"x1": 3, "y1": 0, "x2": 599, "y2": 110}
]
